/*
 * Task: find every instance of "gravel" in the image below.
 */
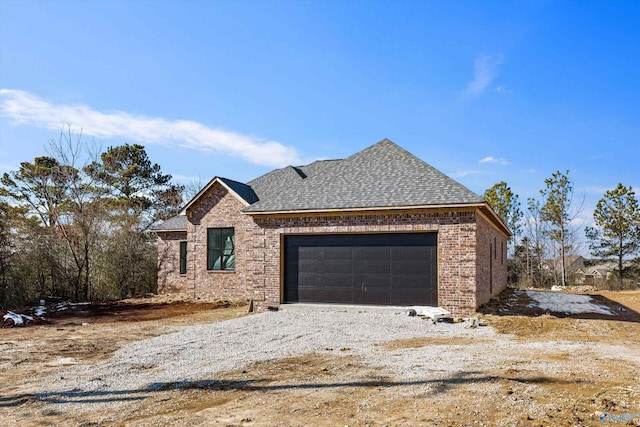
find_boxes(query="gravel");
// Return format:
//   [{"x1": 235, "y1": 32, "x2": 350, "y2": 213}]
[
  {"x1": 28, "y1": 307, "x2": 629, "y2": 414},
  {"x1": 32, "y1": 309, "x2": 484, "y2": 408}
]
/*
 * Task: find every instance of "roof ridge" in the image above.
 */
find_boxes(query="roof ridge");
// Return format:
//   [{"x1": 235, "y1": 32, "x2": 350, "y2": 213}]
[
  {"x1": 297, "y1": 158, "x2": 342, "y2": 167},
  {"x1": 244, "y1": 138, "x2": 484, "y2": 213},
  {"x1": 218, "y1": 176, "x2": 249, "y2": 185}
]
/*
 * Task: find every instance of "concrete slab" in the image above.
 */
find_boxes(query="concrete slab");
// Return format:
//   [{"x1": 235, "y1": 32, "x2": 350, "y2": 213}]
[{"x1": 280, "y1": 303, "x2": 447, "y2": 316}]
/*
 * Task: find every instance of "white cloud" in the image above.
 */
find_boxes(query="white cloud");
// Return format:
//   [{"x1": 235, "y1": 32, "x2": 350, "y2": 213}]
[
  {"x1": 449, "y1": 169, "x2": 480, "y2": 178},
  {"x1": 479, "y1": 156, "x2": 509, "y2": 165},
  {"x1": 0, "y1": 89, "x2": 301, "y2": 167},
  {"x1": 171, "y1": 174, "x2": 203, "y2": 184},
  {"x1": 466, "y1": 54, "x2": 503, "y2": 96},
  {"x1": 583, "y1": 186, "x2": 611, "y2": 195},
  {"x1": 583, "y1": 185, "x2": 640, "y2": 196},
  {"x1": 570, "y1": 216, "x2": 589, "y2": 227}
]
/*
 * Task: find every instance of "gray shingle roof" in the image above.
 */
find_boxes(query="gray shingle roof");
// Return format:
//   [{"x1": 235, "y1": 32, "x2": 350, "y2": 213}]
[
  {"x1": 218, "y1": 177, "x2": 259, "y2": 205},
  {"x1": 244, "y1": 139, "x2": 483, "y2": 212},
  {"x1": 151, "y1": 215, "x2": 187, "y2": 231},
  {"x1": 154, "y1": 139, "x2": 487, "y2": 231}
]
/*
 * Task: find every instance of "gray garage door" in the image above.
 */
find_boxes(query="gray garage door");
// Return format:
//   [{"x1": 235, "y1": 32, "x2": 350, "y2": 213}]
[{"x1": 284, "y1": 233, "x2": 437, "y2": 306}]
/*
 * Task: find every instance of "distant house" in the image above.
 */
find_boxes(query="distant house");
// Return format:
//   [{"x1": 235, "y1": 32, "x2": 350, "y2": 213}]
[
  {"x1": 152, "y1": 139, "x2": 510, "y2": 315},
  {"x1": 542, "y1": 255, "x2": 589, "y2": 285},
  {"x1": 574, "y1": 266, "x2": 613, "y2": 285},
  {"x1": 544, "y1": 255, "x2": 586, "y2": 271},
  {"x1": 565, "y1": 256, "x2": 586, "y2": 270}
]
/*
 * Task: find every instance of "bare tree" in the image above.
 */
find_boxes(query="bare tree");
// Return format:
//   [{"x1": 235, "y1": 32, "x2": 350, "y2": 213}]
[
  {"x1": 182, "y1": 177, "x2": 205, "y2": 204},
  {"x1": 48, "y1": 128, "x2": 105, "y2": 300},
  {"x1": 521, "y1": 197, "x2": 552, "y2": 287},
  {"x1": 0, "y1": 126, "x2": 182, "y2": 304},
  {"x1": 540, "y1": 170, "x2": 583, "y2": 287}
]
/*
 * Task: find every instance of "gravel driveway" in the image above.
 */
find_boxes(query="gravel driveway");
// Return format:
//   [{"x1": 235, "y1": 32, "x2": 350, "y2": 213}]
[
  {"x1": 26, "y1": 306, "x2": 637, "y2": 417},
  {"x1": 31, "y1": 308, "x2": 489, "y2": 409}
]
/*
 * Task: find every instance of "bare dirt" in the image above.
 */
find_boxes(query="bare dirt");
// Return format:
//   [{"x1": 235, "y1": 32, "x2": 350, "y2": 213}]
[{"x1": 2, "y1": 290, "x2": 640, "y2": 426}]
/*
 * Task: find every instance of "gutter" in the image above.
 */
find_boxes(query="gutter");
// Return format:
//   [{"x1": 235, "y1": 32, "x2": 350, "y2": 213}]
[{"x1": 242, "y1": 202, "x2": 511, "y2": 238}]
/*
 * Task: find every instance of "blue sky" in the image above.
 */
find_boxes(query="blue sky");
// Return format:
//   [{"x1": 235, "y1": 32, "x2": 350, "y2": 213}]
[{"x1": 1, "y1": 0, "x2": 639, "y2": 243}]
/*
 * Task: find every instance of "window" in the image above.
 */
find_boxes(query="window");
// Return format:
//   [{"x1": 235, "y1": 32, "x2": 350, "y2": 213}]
[
  {"x1": 207, "y1": 228, "x2": 235, "y2": 270},
  {"x1": 179, "y1": 241, "x2": 187, "y2": 274}
]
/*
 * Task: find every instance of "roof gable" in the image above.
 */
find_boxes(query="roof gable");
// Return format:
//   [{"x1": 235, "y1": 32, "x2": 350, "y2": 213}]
[
  {"x1": 180, "y1": 176, "x2": 257, "y2": 215},
  {"x1": 244, "y1": 138, "x2": 484, "y2": 212}
]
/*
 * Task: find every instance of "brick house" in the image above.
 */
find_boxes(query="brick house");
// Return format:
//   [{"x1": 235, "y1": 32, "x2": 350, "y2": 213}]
[{"x1": 153, "y1": 139, "x2": 510, "y2": 315}]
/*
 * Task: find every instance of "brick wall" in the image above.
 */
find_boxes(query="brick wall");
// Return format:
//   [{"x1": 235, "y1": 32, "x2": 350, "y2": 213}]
[
  {"x1": 156, "y1": 186, "x2": 509, "y2": 316},
  {"x1": 475, "y1": 213, "x2": 509, "y2": 307},
  {"x1": 157, "y1": 231, "x2": 188, "y2": 294},
  {"x1": 252, "y1": 210, "x2": 480, "y2": 315},
  {"x1": 187, "y1": 185, "x2": 262, "y2": 301}
]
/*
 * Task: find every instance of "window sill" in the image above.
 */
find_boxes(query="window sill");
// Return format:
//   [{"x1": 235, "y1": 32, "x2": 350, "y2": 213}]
[{"x1": 206, "y1": 269, "x2": 236, "y2": 274}]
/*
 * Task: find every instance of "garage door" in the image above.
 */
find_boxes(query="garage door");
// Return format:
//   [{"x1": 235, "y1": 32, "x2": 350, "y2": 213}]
[{"x1": 284, "y1": 233, "x2": 437, "y2": 306}]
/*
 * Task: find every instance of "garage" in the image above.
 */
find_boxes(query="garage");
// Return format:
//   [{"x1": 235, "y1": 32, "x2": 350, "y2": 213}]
[{"x1": 284, "y1": 233, "x2": 437, "y2": 306}]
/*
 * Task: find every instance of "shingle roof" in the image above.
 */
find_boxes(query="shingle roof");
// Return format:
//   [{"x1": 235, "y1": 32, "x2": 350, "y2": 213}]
[
  {"x1": 244, "y1": 138, "x2": 483, "y2": 212},
  {"x1": 218, "y1": 177, "x2": 259, "y2": 205},
  {"x1": 154, "y1": 139, "x2": 489, "y2": 232},
  {"x1": 151, "y1": 215, "x2": 187, "y2": 231}
]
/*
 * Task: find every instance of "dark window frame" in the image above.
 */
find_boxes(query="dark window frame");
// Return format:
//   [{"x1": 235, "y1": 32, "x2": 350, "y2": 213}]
[
  {"x1": 207, "y1": 227, "x2": 235, "y2": 271},
  {"x1": 179, "y1": 241, "x2": 187, "y2": 275},
  {"x1": 494, "y1": 237, "x2": 497, "y2": 258}
]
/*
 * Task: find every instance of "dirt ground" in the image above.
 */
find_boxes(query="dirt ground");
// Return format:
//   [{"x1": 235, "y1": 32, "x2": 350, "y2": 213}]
[{"x1": 2, "y1": 290, "x2": 640, "y2": 426}]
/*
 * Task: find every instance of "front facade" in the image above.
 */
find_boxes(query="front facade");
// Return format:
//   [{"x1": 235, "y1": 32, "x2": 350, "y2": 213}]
[{"x1": 154, "y1": 139, "x2": 510, "y2": 316}]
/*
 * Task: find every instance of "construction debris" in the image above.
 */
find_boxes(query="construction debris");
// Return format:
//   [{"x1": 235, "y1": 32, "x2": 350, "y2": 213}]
[
  {"x1": 2, "y1": 311, "x2": 34, "y2": 327},
  {"x1": 408, "y1": 306, "x2": 453, "y2": 322}
]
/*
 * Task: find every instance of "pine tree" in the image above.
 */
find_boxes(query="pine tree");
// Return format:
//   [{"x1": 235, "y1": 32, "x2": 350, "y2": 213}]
[
  {"x1": 585, "y1": 183, "x2": 640, "y2": 288},
  {"x1": 483, "y1": 181, "x2": 522, "y2": 249}
]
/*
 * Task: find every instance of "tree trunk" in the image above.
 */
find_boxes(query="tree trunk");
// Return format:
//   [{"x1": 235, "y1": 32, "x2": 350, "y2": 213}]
[
  {"x1": 84, "y1": 250, "x2": 90, "y2": 301},
  {"x1": 618, "y1": 234, "x2": 624, "y2": 289},
  {"x1": 560, "y1": 225, "x2": 566, "y2": 287}
]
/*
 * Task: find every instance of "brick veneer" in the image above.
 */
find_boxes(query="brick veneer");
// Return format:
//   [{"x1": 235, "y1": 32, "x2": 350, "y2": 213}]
[
  {"x1": 156, "y1": 184, "x2": 508, "y2": 316},
  {"x1": 475, "y1": 213, "x2": 508, "y2": 307},
  {"x1": 157, "y1": 231, "x2": 188, "y2": 294}
]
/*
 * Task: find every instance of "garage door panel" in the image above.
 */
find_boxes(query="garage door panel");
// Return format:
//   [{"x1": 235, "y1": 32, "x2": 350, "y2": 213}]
[
  {"x1": 320, "y1": 288, "x2": 353, "y2": 304},
  {"x1": 298, "y1": 271, "x2": 319, "y2": 284},
  {"x1": 361, "y1": 261, "x2": 390, "y2": 275},
  {"x1": 285, "y1": 233, "x2": 437, "y2": 306},
  {"x1": 323, "y1": 260, "x2": 353, "y2": 274},
  {"x1": 297, "y1": 287, "x2": 325, "y2": 302},
  {"x1": 353, "y1": 288, "x2": 390, "y2": 304},
  {"x1": 391, "y1": 247, "x2": 432, "y2": 274},
  {"x1": 361, "y1": 246, "x2": 390, "y2": 260},
  {"x1": 391, "y1": 288, "x2": 436, "y2": 306},
  {"x1": 298, "y1": 246, "x2": 317, "y2": 260},
  {"x1": 324, "y1": 273, "x2": 353, "y2": 287},
  {"x1": 391, "y1": 261, "x2": 430, "y2": 275},
  {"x1": 391, "y1": 274, "x2": 424, "y2": 288},
  {"x1": 360, "y1": 274, "x2": 391, "y2": 288},
  {"x1": 323, "y1": 246, "x2": 352, "y2": 259}
]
